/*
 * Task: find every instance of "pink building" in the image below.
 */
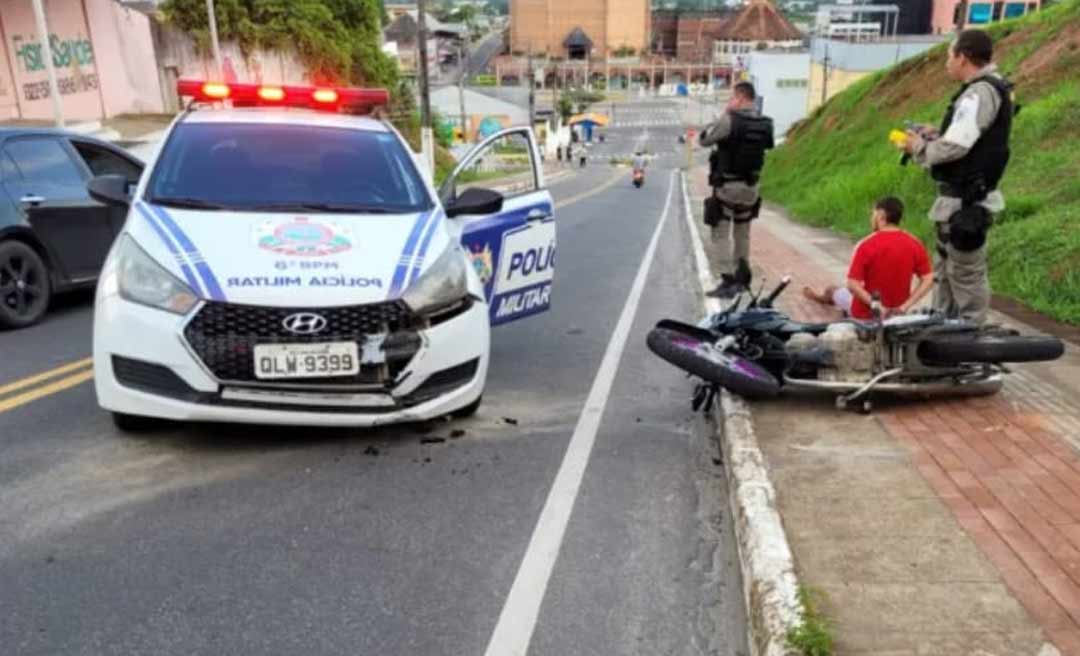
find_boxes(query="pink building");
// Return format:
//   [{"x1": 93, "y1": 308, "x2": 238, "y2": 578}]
[
  {"x1": 0, "y1": 0, "x2": 164, "y2": 123},
  {"x1": 932, "y1": 0, "x2": 1041, "y2": 34}
]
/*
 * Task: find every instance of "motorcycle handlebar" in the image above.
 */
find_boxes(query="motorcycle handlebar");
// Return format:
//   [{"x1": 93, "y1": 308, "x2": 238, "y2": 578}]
[{"x1": 760, "y1": 275, "x2": 792, "y2": 308}]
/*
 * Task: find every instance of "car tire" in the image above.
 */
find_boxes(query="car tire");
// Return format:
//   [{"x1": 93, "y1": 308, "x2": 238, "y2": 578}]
[
  {"x1": 0, "y1": 240, "x2": 52, "y2": 329},
  {"x1": 112, "y1": 412, "x2": 166, "y2": 433},
  {"x1": 452, "y1": 395, "x2": 482, "y2": 419}
]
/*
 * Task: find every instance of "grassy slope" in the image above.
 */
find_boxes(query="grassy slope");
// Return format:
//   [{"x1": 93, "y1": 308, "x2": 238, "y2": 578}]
[{"x1": 760, "y1": 0, "x2": 1080, "y2": 324}]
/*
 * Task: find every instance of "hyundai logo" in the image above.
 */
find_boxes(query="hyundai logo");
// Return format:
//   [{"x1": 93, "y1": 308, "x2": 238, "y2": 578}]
[{"x1": 282, "y1": 312, "x2": 328, "y2": 335}]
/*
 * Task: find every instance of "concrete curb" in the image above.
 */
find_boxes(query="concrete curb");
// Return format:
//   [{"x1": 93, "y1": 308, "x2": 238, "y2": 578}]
[
  {"x1": 713, "y1": 393, "x2": 802, "y2": 656},
  {"x1": 677, "y1": 171, "x2": 803, "y2": 656}
]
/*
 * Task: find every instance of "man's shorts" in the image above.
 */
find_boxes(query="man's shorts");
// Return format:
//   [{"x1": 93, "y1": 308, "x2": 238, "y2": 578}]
[{"x1": 832, "y1": 287, "x2": 853, "y2": 315}]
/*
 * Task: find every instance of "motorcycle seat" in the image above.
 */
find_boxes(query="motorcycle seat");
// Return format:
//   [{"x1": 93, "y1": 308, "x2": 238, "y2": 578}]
[{"x1": 778, "y1": 321, "x2": 835, "y2": 336}]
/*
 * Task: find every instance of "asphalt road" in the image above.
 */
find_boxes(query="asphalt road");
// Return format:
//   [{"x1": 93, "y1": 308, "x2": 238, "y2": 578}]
[{"x1": 0, "y1": 100, "x2": 746, "y2": 656}]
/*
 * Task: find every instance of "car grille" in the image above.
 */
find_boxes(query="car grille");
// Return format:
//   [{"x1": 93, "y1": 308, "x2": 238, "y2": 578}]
[{"x1": 183, "y1": 301, "x2": 422, "y2": 387}]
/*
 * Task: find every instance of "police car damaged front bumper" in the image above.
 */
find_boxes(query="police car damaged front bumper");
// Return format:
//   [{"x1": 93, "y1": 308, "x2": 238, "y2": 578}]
[{"x1": 94, "y1": 295, "x2": 489, "y2": 427}]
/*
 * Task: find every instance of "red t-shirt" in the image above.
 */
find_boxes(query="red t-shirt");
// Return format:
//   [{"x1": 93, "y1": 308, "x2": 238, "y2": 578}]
[{"x1": 846, "y1": 229, "x2": 932, "y2": 319}]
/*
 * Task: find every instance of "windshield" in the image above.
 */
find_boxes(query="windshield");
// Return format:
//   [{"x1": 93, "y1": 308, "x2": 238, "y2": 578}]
[{"x1": 145, "y1": 123, "x2": 431, "y2": 213}]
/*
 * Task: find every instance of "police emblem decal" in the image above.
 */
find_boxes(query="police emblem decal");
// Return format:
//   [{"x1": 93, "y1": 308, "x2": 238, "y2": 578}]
[{"x1": 256, "y1": 217, "x2": 353, "y2": 257}]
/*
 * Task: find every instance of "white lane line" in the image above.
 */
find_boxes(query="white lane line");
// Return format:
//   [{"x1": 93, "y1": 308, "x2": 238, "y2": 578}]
[{"x1": 483, "y1": 171, "x2": 677, "y2": 656}]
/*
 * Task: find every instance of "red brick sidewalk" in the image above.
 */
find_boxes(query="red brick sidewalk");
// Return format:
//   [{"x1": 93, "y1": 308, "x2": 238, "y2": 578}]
[{"x1": 713, "y1": 173, "x2": 1080, "y2": 652}]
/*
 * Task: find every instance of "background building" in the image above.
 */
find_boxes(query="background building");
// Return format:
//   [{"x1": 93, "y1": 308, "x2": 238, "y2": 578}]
[
  {"x1": 807, "y1": 35, "x2": 944, "y2": 110},
  {"x1": 651, "y1": 9, "x2": 732, "y2": 60},
  {"x1": 931, "y1": 0, "x2": 1040, "y2": 33},
  {"x1": 430, "y1": 86, "x2": 529, "y2": 142},
  {"x1": 713, "y1": 0, "x2": 803, "y2": 67},
  {"x1": 510, "y1": 0, "x2": 651, "y2": 57},
  {"x1": 746, "y1": 49, "x2": 810, "y2": 139},
  {"x1": 0, "y1": 0, "x2": 164, "y2": 122}
]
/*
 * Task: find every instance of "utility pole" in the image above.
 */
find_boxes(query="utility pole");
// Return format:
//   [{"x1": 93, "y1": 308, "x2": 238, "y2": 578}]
[
  {"x1": 416, "y1": 0, "x2": 433, "y2": 127},
  {"x1": 458, "y1": 43, "x2": 469, "y2": 143},
  {"x1": 30, "y1": 0, "x2": 63, "y2": 127},
  {"x1": 820, "y1": 37, "x2": 830, "y2": 108},
  {"x1": 416, "y1": 0, "x2": 434, "y2": 177},
  {"x1": 206, "y1": 0, "x2": 223, "y2": 79},
  {"x1": 527, "y1": 46, "x2": 535, "y2": 128}
]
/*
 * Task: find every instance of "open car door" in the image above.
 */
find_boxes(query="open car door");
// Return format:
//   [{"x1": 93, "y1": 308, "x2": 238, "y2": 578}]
[{"x1": 440, "y1": 127, "x2": 555, "y2": 326}]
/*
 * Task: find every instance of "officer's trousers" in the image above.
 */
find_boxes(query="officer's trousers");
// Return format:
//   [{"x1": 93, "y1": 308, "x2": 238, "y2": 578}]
[
  {"x1": 709, "y1": 185, "x2": 757, "y2": 275},
  {"x1": 934, "y1": 222, "x2": 990, "y2": 325},
  {"x1": 710, "y1": 220, "x2": 751, "y2": 275}
]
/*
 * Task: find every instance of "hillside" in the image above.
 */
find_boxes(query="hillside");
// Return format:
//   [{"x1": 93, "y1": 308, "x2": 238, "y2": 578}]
[{"x1": 760, "y1": 0, "x2": 1080, "y2": 324}]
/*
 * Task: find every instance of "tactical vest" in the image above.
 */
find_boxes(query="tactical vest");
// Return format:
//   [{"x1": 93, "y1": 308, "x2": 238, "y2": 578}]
[
  {"x1": 931, "y1": 74, "x2": 1014, "y2": 197},
  {"x1": 709, "y1": 112, "x2": 775, "y2": 187}
]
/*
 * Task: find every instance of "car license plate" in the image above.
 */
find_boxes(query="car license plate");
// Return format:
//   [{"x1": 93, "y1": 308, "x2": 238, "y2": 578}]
[{"x1": 253, "y1": 342, "x2": 359, "y2": 380}]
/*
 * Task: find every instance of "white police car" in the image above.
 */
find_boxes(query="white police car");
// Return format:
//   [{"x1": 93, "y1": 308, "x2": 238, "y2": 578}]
[{"x1": 89, "y1": 81, "x2": 555, "y2": 430}]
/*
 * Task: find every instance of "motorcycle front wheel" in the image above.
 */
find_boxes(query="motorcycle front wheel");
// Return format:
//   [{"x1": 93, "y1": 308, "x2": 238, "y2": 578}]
[
  {"x1": 918, "y1": 334, "x2": 1064, "y2": 364},
  {"x1": 646, "y1": 327, "x2": 781, "y2": 398}
]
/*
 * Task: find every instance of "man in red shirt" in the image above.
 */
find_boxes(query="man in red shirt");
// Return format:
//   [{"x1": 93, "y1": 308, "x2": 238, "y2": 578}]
[{"x1": 803, "y1": 197, "x2": 934, "y2": 320}]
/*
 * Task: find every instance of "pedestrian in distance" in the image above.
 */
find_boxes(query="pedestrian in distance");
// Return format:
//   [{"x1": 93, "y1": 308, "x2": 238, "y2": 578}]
[
  {"x1": 895, "y1": 28, "x2": 1017, "y2": 325},
  {"x1": 699, "y1": 81, "x2": 775, "y2": 299}
]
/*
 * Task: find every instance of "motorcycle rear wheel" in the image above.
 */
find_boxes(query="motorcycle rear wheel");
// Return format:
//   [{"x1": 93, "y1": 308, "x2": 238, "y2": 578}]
[
  {"x1": 647, "y1": 327, "x2": 780, "y2": 398},
  {"x1": 919, "y1": 334, "x2": 1064, "y2": 364}
]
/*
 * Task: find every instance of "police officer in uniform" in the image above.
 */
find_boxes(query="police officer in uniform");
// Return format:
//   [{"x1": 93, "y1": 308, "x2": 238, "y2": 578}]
[
  {"x1": 700, "y1": 82, "x2": 774, "y2": 298},
  {"x1": 899, "y1": 29, "x2": 1015, "y2": 324}
]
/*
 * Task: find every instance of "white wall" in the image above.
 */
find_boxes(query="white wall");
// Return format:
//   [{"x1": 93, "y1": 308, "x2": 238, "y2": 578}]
[
  {"x1": 747, "y1": 51, "x2": 811, "y2": 140},
  {"x1": 155, "y1": 24, "x2": 309, "y2": 109},
  {"x1": 84, "y1": 0, "x2": 164, "y2": 116}
]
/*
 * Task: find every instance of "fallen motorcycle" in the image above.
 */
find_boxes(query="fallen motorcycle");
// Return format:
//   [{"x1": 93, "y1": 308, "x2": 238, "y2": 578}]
[{"x1": 647, "y1": 276, "x2": 1065, "y2": 413}]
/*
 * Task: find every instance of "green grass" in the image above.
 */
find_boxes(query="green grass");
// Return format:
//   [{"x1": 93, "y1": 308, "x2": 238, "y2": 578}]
[
  {"x1": 761, "y1": 0, "x2": 1080, "y2": 325},
  {"x1": 786, "y1": 586, "x2": 834, "y2": 656}
]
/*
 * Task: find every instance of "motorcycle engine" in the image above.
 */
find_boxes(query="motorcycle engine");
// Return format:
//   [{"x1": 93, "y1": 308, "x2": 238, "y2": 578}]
[{"x1": 786, "y1": 324, "x2": 875, "y2": 382}]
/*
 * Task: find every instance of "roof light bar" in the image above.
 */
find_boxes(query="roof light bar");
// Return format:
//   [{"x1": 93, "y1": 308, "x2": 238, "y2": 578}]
[
  {"x1": 257, "y1": 86, "x2": 286, "y2": 102},
  {"x1": 312, "y1": 88, "x2": 339, "y2": 104},
  {"x1": 202, "y1": 82, "x2": 231, "y2": 99},
  {"x1": 176, "y1": 80, "x2": 389, "y2": 114}
]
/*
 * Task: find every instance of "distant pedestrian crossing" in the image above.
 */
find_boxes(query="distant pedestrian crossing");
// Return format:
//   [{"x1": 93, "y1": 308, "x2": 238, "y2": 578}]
[{"x1": 609, "y1": 109, "x2": 682, "y2": 128}]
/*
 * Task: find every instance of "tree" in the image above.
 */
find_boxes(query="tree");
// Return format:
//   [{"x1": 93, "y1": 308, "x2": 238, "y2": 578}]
[
  {"x1": 557, "y1": 95, "x2": 574, "y2": 121},
  {"x1": 162, "y1": 0, "x2": 398, "y2": 88}
]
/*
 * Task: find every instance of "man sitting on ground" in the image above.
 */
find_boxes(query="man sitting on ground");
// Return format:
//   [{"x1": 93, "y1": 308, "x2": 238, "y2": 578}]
[{"x1": 803, "y1": 197, "x2": 934, "y2": 320}]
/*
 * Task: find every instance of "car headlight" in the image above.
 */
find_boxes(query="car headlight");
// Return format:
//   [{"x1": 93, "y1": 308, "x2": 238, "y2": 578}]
[
  {"x1": 116, "y1": 235, "x2": 198, "y2": 315},
  {"x1": 401, "y1": 244, "x2": 469, "y2": 316}
]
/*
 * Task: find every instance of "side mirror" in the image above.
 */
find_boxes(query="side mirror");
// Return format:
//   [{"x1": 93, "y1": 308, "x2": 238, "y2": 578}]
[
  {"x1": 88, "y1": 174, "x2": 131, "y2": 207},
  {"x1": 445, "y1": 187, "x2": 504, "y2": 218}
]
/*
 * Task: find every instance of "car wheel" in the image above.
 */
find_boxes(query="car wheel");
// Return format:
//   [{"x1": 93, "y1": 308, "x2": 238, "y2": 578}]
[
  {"x1": 112, "y1": 412, "x2": 166, "y2": 433},
  {"x1": 0, "y1": 240, "x2": 52, "y2": 329},
  {"x1": 452, "y1": 395, "x2": 482, "y2": 419}
]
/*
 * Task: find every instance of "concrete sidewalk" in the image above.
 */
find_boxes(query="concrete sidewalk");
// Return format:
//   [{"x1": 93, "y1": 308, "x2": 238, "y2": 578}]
[{"x1": 689, "y1": 165, "x2": 1080, "y2": 654}]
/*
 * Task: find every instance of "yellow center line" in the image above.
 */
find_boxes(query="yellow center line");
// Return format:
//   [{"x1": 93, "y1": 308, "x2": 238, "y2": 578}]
[
  {"x1": 0, "y1": 368, "x2": 95, "y2": 415},
  {"x1": 0, "y1": 357, "x2": 93, "y2": 398},
  {"x1": 554, "y1": 170, "x2": 625, "y2": 209}
]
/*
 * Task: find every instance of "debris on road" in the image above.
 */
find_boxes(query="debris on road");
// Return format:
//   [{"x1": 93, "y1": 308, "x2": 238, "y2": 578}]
[
  {"x1": 502, "y1": 417, "x2": 519, "y2": 426},
  {"x1": 450, "y1": 429, "x2": 466, "y2": 439},
  {"x1": 421, "y1": 437, "x2": 446, "y2": 445},
  {"x1": 363, "y1": 446, "x2": 380, "y2": 456}
]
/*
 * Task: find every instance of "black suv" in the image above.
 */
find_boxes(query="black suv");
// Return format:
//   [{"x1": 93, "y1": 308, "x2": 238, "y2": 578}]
[{"x1": 0, "y1": 129, "x2": 143, "y2": 329}]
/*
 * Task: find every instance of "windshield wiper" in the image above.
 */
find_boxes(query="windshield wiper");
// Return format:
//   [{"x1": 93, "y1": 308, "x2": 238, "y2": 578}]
[
  {"x1": 148, "y1": 196, "x2": 228, "y2": 210},
  {"x1": 249, "y1": 202, "x2": 393, "y2": 214}
]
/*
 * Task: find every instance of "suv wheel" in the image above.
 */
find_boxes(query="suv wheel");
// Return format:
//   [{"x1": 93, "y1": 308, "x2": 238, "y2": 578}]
[{"x1": 0, "y1": 240, "x2": 51, "y2": 329}]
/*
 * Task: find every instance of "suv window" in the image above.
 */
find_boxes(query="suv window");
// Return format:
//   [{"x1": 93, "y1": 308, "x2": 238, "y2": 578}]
[
  {"x1": 146, "y1": 123, "x2": 432, "y2": 214},
  {"x1": 4, "y1": 138, "x2": 84, "y2": 187},
  {"x1": 73, "y1": 142, "x2": 142, "y2": 183}
]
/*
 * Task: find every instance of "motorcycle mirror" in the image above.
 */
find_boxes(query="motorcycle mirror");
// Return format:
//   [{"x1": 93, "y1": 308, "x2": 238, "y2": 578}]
[{"x1": 749, "y1": 278, "x2": 766, "y2": 308}]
